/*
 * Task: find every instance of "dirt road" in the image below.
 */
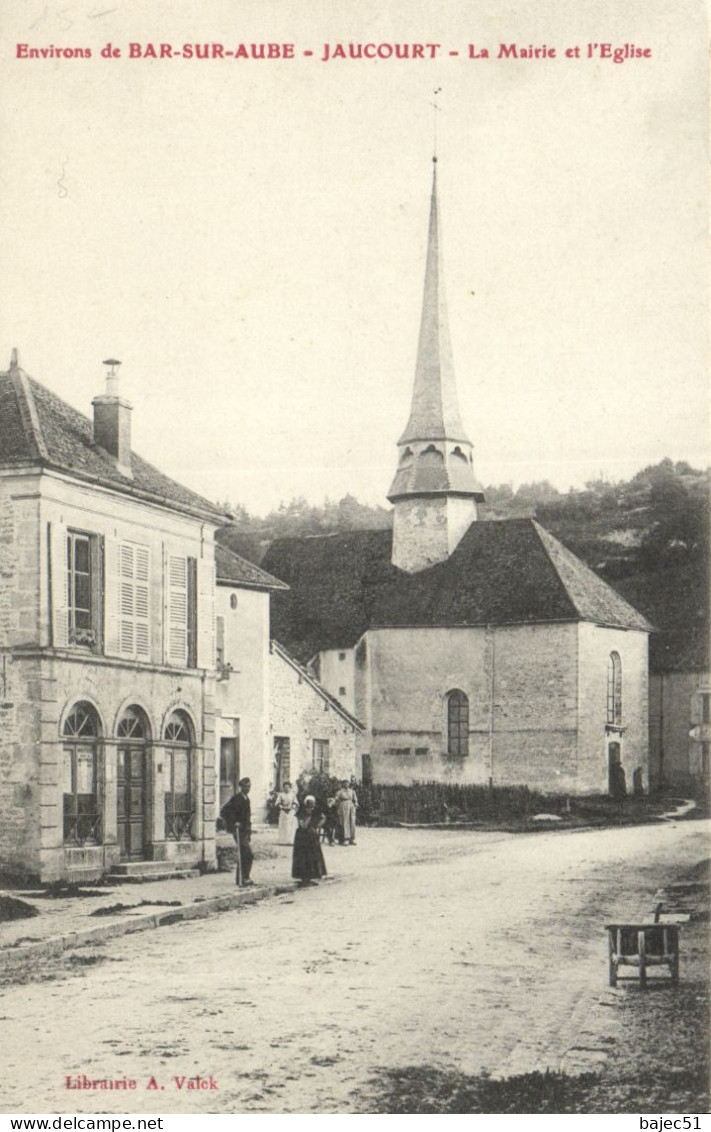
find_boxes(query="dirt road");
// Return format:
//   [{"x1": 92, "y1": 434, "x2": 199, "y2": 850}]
[{"x1": 0, "y1": 821, "x2": 706, "y2": 1114}]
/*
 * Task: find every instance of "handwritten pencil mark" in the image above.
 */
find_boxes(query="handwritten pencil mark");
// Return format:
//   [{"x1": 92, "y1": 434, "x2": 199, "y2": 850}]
[{"x1": 57, "y1": 162, "x2": 69, "y2": 199}]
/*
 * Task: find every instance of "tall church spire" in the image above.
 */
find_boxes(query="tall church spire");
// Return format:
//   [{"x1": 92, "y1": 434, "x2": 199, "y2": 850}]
[
  {"x1": 398, "y1": 159, "x2": 469, "y2": 446},
  {"x1": 388, "y1": 160, "x2": 484, "y2": 574}
]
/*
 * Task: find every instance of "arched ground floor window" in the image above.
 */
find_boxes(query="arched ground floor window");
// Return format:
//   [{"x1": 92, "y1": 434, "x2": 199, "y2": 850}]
[
  {"x1": 164, "y1": 710, "x2": 195, "y2": 840},
  {"x1": 62, "y1": 702, "x2": 102, "y2": 845}
]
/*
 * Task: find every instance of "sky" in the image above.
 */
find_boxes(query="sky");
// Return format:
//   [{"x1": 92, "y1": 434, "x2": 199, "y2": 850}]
[{"x1": 1, "y1": 0, "x2": 708, "y2": 515}]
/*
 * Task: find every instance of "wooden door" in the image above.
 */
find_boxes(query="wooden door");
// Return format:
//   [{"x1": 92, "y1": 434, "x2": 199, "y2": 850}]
[
  {"x1": 608, "y1": 742, "x2": 625, "y2": 797},
  {"x1": 118, "y1": 746, "x2": 147, "y2": 859}
]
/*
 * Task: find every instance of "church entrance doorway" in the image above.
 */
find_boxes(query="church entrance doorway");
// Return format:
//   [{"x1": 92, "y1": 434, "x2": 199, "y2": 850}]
[{"x1": 608, "y1": 741, "x2": 626, "y2": 797}]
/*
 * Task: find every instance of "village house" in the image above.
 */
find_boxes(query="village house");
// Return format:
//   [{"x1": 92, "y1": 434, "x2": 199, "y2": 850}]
[
  {"x1": 648, "y1": 630, "x2": 710, "y2": 793},
  {"x1": 269, "y1": 639, "x2": 362, "y2": 789},
  {"x1": 0, "y1": 355, "x2": 228, "y2": 883},
  {"x1": 213, "y1": 542, "x2": 283, "y2": 813},
  {"x1": 264, "y1": 161, "x2": 653, "y2": 795},
  {"x1": 212, "y1": 534, "x2": 361, "y2": 813}
]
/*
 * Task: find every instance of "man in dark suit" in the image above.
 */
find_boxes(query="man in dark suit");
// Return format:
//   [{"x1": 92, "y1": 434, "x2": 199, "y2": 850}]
[{"x1": 220, "y1": 777, "x2": 254, "y2": 886}]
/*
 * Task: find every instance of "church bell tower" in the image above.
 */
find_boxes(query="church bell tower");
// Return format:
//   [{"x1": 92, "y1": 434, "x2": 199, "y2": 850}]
[{"x1": 388, "y1": 159, "x2": 484, "y2": 573}]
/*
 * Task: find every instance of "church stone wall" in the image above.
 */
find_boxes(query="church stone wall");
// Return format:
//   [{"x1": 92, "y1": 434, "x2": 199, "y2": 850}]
[
  {"x1": 363, "y1": 623, "x2": 591, "y2": 791},
  {"x1": 577, "y1": 623, "x2": 649, "y2": 794},
  {"x1": 489, "y1": 623, "x2": 580, "y2": 791},
  {"x1": 391, "y1": 496, "x2": 476, "y2": 573}
]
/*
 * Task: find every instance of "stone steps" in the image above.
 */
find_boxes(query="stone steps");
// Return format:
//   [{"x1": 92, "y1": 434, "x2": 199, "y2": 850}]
[{"x1": 105, "y1": 862, "x2": 202, "y2": 884}]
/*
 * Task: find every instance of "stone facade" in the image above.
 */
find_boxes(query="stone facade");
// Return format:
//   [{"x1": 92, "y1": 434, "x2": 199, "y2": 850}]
[
  {"x1": 649, "y1": 670, "x2": 711, "y2": 791},
  {"x1": 314, "y1": 648, "x2": 356, "y2": 718},
  {"x1": 214, "y1": 585, "x2": 271, "y2": 818},
  {"x1": 391, "y1": 494, "x2": 478, "y2": 573},
  {"x1": 270, "y1": 642, "x2": 360, "y2": 787},
  {"x1": 344, "y1": 621, "x2": 649, "y2": 793},
  {"x1": 0, "y1": 466, "x2": 219, "y2": 882}
]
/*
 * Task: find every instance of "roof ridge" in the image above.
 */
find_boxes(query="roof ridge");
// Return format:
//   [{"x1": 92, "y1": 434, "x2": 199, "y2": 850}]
[
  {"x1": 529, "y1": 519, "x2": 582, "y2": 616},
  {"x1": 9, "y1": 367, "x2": 49, "y2": 461},
  {"x1": 270, "y1": 639, "x2": 364, "y2": 731},
  {"x1": 532, "y1": 519, "x2": 653, "y2": 631},
  {"x1": 20, "y1": 371, "x2": 228, "y2": 522},
  {"x1": 216, "y1": 541, "x2": 288, "y2": 591}
]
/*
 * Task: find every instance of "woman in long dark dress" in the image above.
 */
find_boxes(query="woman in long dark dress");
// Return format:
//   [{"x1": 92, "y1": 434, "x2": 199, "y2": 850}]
[{"x1": 291, "y1": 796, "x2": 327, "y2": 886}]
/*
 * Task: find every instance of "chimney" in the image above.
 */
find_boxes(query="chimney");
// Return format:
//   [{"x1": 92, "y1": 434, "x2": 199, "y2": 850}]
[{"x1": 92, "y1": 359, "x2": 133, "y2": 478}]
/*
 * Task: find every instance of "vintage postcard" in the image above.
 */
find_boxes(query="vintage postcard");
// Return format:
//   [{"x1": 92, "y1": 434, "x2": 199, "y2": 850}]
[{"x1": 0, "y1": 0, "x2": 708, "y2": 1121}]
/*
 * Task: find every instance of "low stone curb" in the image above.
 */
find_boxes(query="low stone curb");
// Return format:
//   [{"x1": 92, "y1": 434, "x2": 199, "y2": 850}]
[{"x1": 0, "y1": 882, "x2": 298, "y2": 970}]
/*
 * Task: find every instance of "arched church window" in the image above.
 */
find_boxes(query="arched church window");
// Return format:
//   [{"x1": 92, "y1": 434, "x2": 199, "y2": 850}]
[
  {"x1": 399, "y1": 447, "x2": 414, "y2": 465},
  {"x1": 607, "y1": 653, "x2": 622, "y2": 726},
  {"x1": 62, "y1": 701, "x2": 102, "y2": 845},
  {"x1": 447, "y1": 690, "x2": 469, "y2": 757},
  {"x1": 163, "y1": 710, "x2": 195, "y2": 840}
]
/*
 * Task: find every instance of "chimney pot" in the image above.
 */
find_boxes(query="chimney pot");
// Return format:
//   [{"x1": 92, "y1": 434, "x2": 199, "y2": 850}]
[{"x1": 93, "y1": 359, "x2": 133, "y2": 478}]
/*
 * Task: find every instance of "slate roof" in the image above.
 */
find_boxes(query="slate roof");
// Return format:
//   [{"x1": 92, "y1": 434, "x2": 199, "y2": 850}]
[
  {"x1": 399, "y1": 162, "x2": 471, "y2": 447},
  {"x1": 0, "y1": 365, "x2": 228, "y2": 523},
  {"x1": 262, "y1": 520, "x2": 653, "y2": 663},
  {"x1": 215, "y1": 542, "x2": 288, "y2": 592}
]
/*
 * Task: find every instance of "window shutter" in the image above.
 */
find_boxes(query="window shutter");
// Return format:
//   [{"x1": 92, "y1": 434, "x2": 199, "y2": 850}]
[
  {"x1": 216, "y1": 616, "x2": 225, "y2": 667},
  {"x1": 106, "y1": 540, "x2": 150, "y2": 660},
  {"x1": 164, "y1": 551, "x2": 188, "y2": 666},
  {"x1": 196, "y1": 558, "x2": 215, "y2": 670},
  {"x1": 134, "y1": 545, "x2": 150, "y2": 659},
  {"x1": 119, "y1": 542, "x2": 135, "y2": 656},
  {"x1": 104, "y1": 538, "x2": 122, "y2": 657},
  {"x1": 49, "y1": 522, "x2": 69, "y2": 648}
]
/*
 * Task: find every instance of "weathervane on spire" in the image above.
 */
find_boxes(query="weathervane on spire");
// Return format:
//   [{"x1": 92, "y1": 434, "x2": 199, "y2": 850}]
[{"x1": 430, "y1": 87, "x2": 442, "y2": 162}]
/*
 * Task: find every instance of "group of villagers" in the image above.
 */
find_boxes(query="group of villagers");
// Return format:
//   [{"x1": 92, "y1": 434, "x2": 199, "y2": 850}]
[{"x1": 275, "y1": 780, "x2": 358, "y2": 887}]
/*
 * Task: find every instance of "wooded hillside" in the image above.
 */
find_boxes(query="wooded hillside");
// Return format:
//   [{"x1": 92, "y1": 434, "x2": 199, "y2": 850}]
[{"x1": 218, "y1": 459, "x2": 709, "y2": 674}]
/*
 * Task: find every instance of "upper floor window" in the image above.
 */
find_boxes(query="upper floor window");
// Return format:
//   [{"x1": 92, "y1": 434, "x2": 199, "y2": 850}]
[
  {"x1": 447, "y1": 690, "x2": 469, "y2": 756},
  {"x1": 313, "y1": 739, "x2": 330, "y2": 773},
  {"x1": 607, "y1": 652, "x2": 622, "y2": 726},
  {"x1": 165, "y1": 555, "x2": 198, "y2": 667},
  {"x1": 62, "y1": 701, "x2": 102, "y2": 845},
  {"x1": 67, "y1": 532, "x2": 101, "y2": 649}
]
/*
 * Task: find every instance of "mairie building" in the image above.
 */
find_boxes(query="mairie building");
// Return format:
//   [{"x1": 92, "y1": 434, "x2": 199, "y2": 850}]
[{"x1": 0, "y1": 356, "x2": 230, "y2": 882}]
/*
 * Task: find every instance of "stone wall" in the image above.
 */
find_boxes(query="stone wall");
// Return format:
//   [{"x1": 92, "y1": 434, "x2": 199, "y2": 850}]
[
  {"x1": 317, "y1": 648, "x2": 355, "y2": 717},
  {"x1": 270, "y1": 648, "x2": 358, "y2": 786},
  {"x1": 577, "y1": 623, "x2": 649, "y2": 794},
  {"x1": 0, "y1": 477, "x2": 43, "y2": 875},
  {"x1": 362, "y1": 623, "x2": 587, "y2": 791},
  {"x1": 0, "y1": 469, "x2": 219, "y2": 882},
  {"x1": 649, "y1": 670, "x2": 710, "y2": 789},
  {"x1": 215, "y1": 585, "x2": 271, "y2": 818}
]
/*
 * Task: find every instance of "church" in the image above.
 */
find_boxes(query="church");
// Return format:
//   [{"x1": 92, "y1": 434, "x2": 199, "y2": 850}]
[{"x1": 263, "y1": 160, "x2": 653, "y2": 795}]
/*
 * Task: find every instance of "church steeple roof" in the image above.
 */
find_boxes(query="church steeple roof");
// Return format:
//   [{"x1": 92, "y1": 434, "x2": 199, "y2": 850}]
[
  {"x1": 388, "y1": 160, "x2": 484, "y2": 520},
  {"x1": 399, "y1": 159, "x2": 471, "y2": 446}
]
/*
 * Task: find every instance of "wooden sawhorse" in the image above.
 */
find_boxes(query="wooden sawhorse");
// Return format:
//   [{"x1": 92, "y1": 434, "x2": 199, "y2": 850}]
[{"x1": 605, "y1": 923, "x2": 680, "y2": 988}]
